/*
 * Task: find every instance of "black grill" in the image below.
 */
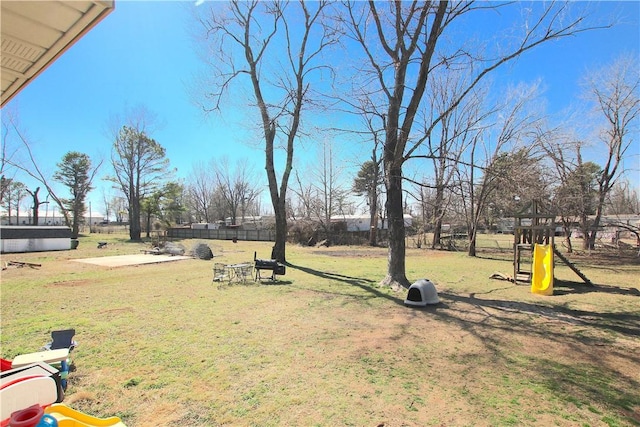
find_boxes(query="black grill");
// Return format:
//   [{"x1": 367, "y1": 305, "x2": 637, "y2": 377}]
[{"x1": 254, "y1": 252, "x2": 286, "y2": 280}]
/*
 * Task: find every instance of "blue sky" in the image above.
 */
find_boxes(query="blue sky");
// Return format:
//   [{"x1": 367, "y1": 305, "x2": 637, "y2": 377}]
[{"x1": 3, "y1": 1, "x2": 639, "y2": 217}]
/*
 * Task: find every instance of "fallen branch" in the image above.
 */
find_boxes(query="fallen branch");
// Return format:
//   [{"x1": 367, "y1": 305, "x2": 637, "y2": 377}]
[{"x1": 6, "y1": 261, "x2": 42, "y2": 269}]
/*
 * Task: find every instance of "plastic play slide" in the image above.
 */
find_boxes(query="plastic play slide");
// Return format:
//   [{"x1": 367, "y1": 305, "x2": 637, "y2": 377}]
[
  {"x1": 44, "y1": 405, "x2": 126, "y2": 427},
  {"x1": 531, "y1": 243, "x2": 554, "y2": 296}
]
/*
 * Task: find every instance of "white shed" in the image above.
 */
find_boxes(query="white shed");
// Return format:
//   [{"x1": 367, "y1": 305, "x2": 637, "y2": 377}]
[{"x1": 1, "y1": 226, "x2": 73, "y2": 253}]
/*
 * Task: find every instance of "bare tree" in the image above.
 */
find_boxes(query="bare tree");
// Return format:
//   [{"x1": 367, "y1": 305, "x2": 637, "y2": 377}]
[
  {"x1": 186, "y1": 161, "x2": 217, "y2": 223},
  {"x1": 457, "y1": 83, "x2": 546, "y2": 256},
  {"x1": 606, "y1": 180, "x2": 639, "y2": 215},
  {"x1": 582, "y1": 55, "x2": 640, "y2": 249},
  {"x1": 290, "y1": 140, "x2": 349, "y2": 242},
  {"x1": 111, "y1": 196, "x2": 128, "y2": 224},
  {"x1": 213, "y1": 158, "x2": 262, "y2": 226},
  {"x1": 342, "y1": 1, "x2": 599, "y2": 288},
  {"x1": 101, "y1": 187, "x2": 113, "y2": 224},
  {"x1": 1, "y1": 180, "x2": 26, "y2": 224},
  {"x1": 311, "y1": 141, "x2": 346, "y2": 233},
  {"x1": 414, "y1": 70, "x2": 487, "y2": 249},
  {"x1": 1, "y1": 114, "x2": 19, "y2": 204},
  {"x1": 543, "y1": 55, "x2": 640, "y2": 251},
  {"x1": 291, "y1": 169, "x2": 315, "y2": 221},
  {"x1": 195, "y1": 0, "x2": 338, "y2": 262},
  {"x1": 108, "y1": 125, "x2": 172, "y2": 241},
  {"x1": 542, "y1": 131, "x2": 596, "y2": 253},
  {"x1": 348, "y1": 112, "x2": 386, "y2": 246},
  {"x1": 2, "y1": 113, "x2": 72, "y2": 227},
  {"x1": 25, "y1": 186, "x2": 46, "y2": 226}
]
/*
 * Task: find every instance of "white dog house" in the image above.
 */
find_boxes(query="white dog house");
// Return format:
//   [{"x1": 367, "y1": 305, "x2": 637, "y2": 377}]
[{"x1": 404, "y1": 279, "x2": 440, "y2": 307}]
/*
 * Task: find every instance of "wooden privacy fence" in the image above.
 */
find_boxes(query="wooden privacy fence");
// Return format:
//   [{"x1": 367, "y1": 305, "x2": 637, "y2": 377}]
[{"x1": 167, "y1": 228, "x2": 275, "y2": 242}]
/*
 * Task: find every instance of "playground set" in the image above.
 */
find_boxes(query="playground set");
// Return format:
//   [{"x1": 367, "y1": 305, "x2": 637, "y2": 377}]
[
  {"x1": 512, "y1": 200, "x2": 593, "y2": 295},
  {"x1": 1, "y1": 329, "x2": 126, "y2": 427}
]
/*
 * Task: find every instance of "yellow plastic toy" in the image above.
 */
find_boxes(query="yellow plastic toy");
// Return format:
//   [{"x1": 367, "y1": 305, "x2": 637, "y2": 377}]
[
  {"x1": 44, "y1": 404, "x2": 126, "y2": 427},
  {"x1": 531, "y1": 243, "x2": 554, "y2": 296}
]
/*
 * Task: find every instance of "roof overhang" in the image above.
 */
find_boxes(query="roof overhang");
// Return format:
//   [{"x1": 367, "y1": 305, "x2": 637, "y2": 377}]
[{"x1": 1, "y1": 0, "x2": 114, "y2": 107}]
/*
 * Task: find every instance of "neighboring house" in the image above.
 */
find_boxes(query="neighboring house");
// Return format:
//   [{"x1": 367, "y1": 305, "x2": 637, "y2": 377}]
[
  {"x1": 599, "y1": 214, "x2": 640, "y2": 228},
  {"x1": 191, "y1": 222, "x2": 221, "y2": 230},
  {"x1": 224, "y1": 216, "x2": 265, "y2": 229},
  {"x1": 330, "y1": 214, "x2": 412, "y2": 232},
  {"x1": 495, "y1": 218, "x2": 518, "y2": 234},
  {"x1": 0, "y1": 213, "x2": 106, "y2": 226},
  {"x1": 496, "y1": 214, "x2": 640, "y2": 237}
]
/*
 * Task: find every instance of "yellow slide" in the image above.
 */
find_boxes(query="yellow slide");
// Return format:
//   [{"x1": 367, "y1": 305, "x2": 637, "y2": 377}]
[
  {"x1": 531, "y1": 244, "x2": 554, "y2": 296},
  {"x1": 45, "y1": 404, "x2": 127, "y2": 427}
]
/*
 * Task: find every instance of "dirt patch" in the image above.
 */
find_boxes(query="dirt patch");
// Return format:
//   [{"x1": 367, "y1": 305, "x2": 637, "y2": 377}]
[{"x1": 46, "y1": 280, "x2": 91, "y2": 288}]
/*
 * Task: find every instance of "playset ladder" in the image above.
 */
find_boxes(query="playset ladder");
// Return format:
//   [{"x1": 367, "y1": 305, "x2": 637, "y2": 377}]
[{"x1": 552, "y1": 247, "x2": 594, "y2": 286}]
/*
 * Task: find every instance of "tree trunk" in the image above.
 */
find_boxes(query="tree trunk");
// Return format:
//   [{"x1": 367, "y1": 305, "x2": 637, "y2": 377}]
[
  {"x1": 129, "y1": 196, "x2": 141, "y2": 241},
  {"x1": 432, "y1": 217, "x2": 443, "y2": 250},
  {"x1": 381, "y1": 167, "x2": 409, "y2": 289},
  {"x1": 145, "y1": 211, "x2": 152, "y2": 238},
  {"x1": 30, "y1": 187, "x2": 40, "y2": 226},
  {"x1": 369, "y1": 189, "x2": 378, "y2": 246},
  {"x1": 560, "y1": 220, "x2": 573, "y2": 254},
  {"x1": 271, "y1": 199, "x2": 287, "y2": 263},
  {"x1": 579, "y1": 212, "x2": 591, "y2": 250},
  {"x1": 369, "y1": 214, "x2": 378, "y2": 246},
  {"x1": 467, "y1": 197, "x2": 481, "y2": 257},
  {"x1": 264, "y1": 120, "x2": 288, "y2": 263},
  {"x1": 71, "y1": 197, "x2": 79, "y2": 238},
  {"x1": 431, "y1": 181, "x2": 445, "y2": 249},
  {"x1": 587, "y1": 191, "x2": 607, "y2": 250},
  {"x1": 467, "y1": 226, "x2": 477, "y2": 257}
]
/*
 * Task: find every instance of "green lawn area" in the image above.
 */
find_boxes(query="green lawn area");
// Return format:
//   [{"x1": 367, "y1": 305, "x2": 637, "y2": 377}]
[{"x1": 2, "y1": 233, "x2": 639, "y2": 426}]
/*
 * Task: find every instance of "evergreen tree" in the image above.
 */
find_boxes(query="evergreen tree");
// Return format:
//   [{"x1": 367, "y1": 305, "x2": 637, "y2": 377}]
[{"x1": 53, "y1": 152, "x2": 98, "y2": 238}]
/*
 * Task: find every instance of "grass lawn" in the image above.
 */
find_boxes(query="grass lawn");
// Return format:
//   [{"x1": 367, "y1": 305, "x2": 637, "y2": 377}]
[{"x1": 1, "y1": 233, "x2": 639, "y2": 426}]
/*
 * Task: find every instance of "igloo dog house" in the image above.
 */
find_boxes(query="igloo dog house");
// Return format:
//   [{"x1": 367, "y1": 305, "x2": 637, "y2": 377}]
[{"x1": 404, "y1": 279, "x2": 440, "y2": 307}]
